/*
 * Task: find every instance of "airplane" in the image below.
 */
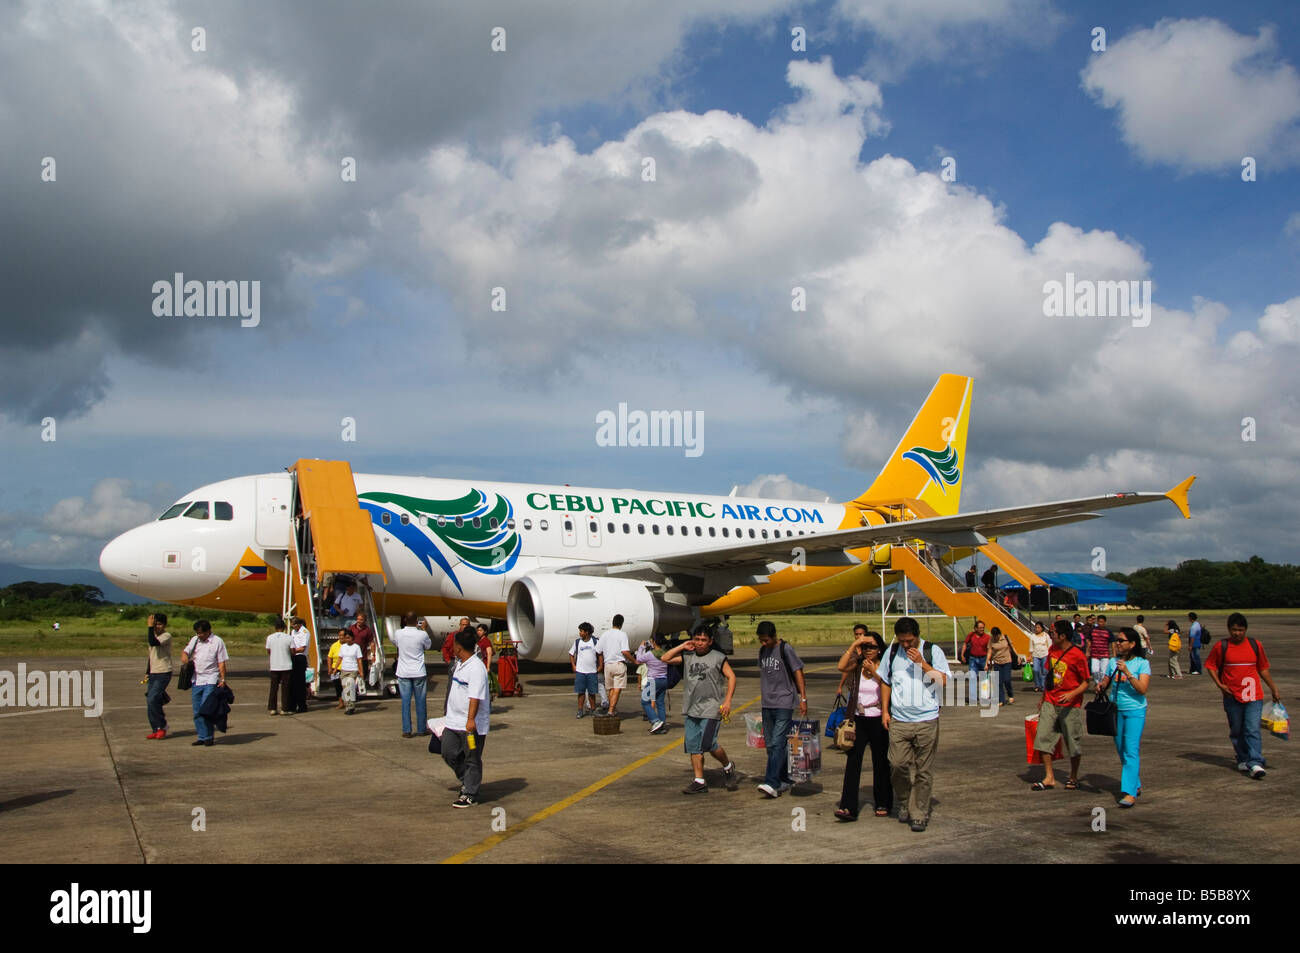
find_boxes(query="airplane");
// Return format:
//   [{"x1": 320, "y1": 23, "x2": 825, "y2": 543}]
[{"x1": 99, "y1": 374, "x2": 1195, "y2": 665}]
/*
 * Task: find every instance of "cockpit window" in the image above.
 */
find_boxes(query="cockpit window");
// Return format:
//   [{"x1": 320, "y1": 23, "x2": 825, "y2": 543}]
[
  {"x1": 159, "y1": 502, "x2": 189, "y2": 520},
  {"x1": 214, "y1": 502, "x2": 233, "y2": 521},
  {"x1": 183, "y1": 502, "x2": 210, "y2": 520}
]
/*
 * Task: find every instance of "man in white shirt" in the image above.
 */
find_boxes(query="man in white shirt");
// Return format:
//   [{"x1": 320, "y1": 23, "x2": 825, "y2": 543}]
[
  {"x1": 444, "y1": 629, "x2": 491, "y2": 807},
  {"x1": 392, "y1": 612, "x2": 432, "y2": 737},
  {"x1": 333, "y1": 583, "x2": 362, "y2": 619},
  {"x1": 336, "y1": 630, "x2": 364, "y2": 714},
  {"x1": 265, "y1": 618, "x2": 294, "y2": 715},
  {"x1": 289, "y1": 617, "x2": 311, "y2": 713},
  {"x1": 597, "y1": 614, "x2": 635, "y2": 716},
  {"x1": 181, "y1": 619, "x2": 228, "y2": 746},
  {"x1": 569, "y1": 622, "x2": 603, "y2": 718}
]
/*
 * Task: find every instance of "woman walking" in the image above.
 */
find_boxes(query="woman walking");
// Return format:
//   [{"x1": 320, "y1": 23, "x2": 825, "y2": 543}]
[
  {"x1": 1164, "y1": 621, "x2": 1183, "y2": 679},
  {"x1": 1096, "y1": 626, "x2": 1151, "y2": 807},
  {"x1": 1029, "y1": 622, "x2": 1050, "y2": 693},
  {"x1": 988, "y1": 627, "x2": 1016, "y2": 705},
  {"x1": 834, "y1": 629, "x2": 892, "y2": 820}
]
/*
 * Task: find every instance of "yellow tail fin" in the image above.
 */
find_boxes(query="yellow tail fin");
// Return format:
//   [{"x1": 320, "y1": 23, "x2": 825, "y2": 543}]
[{"x1": 853, "y1": 374, "x2": 973, "y2": 517}]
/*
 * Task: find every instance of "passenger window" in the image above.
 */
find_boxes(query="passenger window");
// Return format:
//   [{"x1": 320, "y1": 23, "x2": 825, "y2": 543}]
[
  {"x1": 523, "y1": 519, "x2": 532, "y2": 530},
  {"x1": 623, "y1": 523, "x2": 630, "y2": 534},
  {"x1": 652, "y1": 525, "x2": 660, "y2": 535},
  {"x1": 490, "y1": 517, "x2": 499, "y2": 530},
  {"x1": 666, "y1": 526, "x2": 674, "y2": 535},
  {"x1": 564, "y1": 520, "x2": 573, "y2": 531},
  {"x1": 681, "y1": 526, "x2": 688, "y2": 536},
  {"x1": 540, "y1": 519, "x2": 549, "y2": 531},
  {"x1": 722, "y1": 528, "x2": 729, "y2": 538},
  {"x1": 472, "y1": 517, "x2": 481, "y2": 529},
  {"x1": 695, "y1": 526, "x2": 702, "y2": 536},
  {"x1": 183, "y1": 502, "x2": 209, "y2": 520},
  {"x1": 749, "y1": 529, "x2": 756, "y2": 538},
  {"x1": 507, "y1": 518, "x2": 516, "y2": 530},
  {"x1": 381, "y1": 513, "x2": 391, "y2": 525},
  {"x1": 400, "y1": 514, "x2": 410, "y2": 525},
  {"x1": 420, "y1": 515, "x2": 428, "y2": 526},
  {"x1": 638, "y1": 524, "x2": 645, "y2": 535},
  {"x1": 455, "y1": 517, "x2": 464, "y2": 528},
  {"x1": 159, "y1": 502, "x2": 189, "y2": 520},
  {"x1": 761, "y1": 529, "x2": 769, "y2": 539},
  {"x1": 590, "y1": 522, "x2": 598, "y2": 533},
  {"x1": 437, "y1": 516, "x2": 447, "y2": 527},
  {"x1": 708, "y1": 527, "x2": 716, "y2": 537},
  {"x1": 607, "y1": 522, "x2": 615, "y2": 534},
  {"x1": 214, "y1": 502, "x2": 233, "y2": 521}
]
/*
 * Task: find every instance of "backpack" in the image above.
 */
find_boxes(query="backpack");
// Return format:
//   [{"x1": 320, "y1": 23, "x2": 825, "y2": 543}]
[
  {"x1": 1214, "y1": 638, "x2": 1260, "y2": 676},
  {"x1": 887, "y1": 640, "x2": 940, "y2": 671},
  {"x1": 1200, "y1": 624, "x2": 1211, "y2": 648},
  {"x1": 1168, "y1": 633, "x2": 1181, "y2": 653}
]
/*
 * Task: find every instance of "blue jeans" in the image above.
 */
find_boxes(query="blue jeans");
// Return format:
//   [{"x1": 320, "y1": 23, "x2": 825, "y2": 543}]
[
  {"x1": 995, "y1": 662, "x2": 1014, "y2": 703},
  {"x1": 762, "y1": 708, "x2": 794, "y2": 788},
  {"x1": 1032, "y1": 657, "x2": 1047, "y2": 691},
  {"x1": 967, "y1": 657, "x2": 986, "y2": 704},
  {"x1": 192, "y1": 683, "x2": 217, "y2": 741},
  {"x1": 640, "y1": 677, "x2": 667, "y2": 723},
  {"x1": 1223, "y1": 696, "x2": 1264, "y2": 768},
  {"x1": 147, "y1": 673, "x2": 171, "y2": 731},
  {"x1": 1114, "y1": 708, "x2": 1145, "y2": 796},
  {"x1": 398, "y1": 676, "x2": 428, "y2": 735},
  {"x1": 1189, "y1": 638, "x2": 1202, "y2": 673}
]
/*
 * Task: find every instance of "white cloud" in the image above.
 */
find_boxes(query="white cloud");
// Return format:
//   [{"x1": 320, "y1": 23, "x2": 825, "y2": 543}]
[
  {"x1": 1081, "y1": 18, "x2": 1300, "y2": 172},
  {"x1": 733, "y1": 474, "x2": 831, "y2": 501},
  {"x1": 41, "y1": 479, "x2": 157, "y2": 539}
]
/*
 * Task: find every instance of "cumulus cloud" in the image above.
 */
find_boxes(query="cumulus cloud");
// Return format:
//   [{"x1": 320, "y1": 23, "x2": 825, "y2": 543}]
[
  {"x1": 1081, "y1": 18, "x2": 1300, "y2": 172},
  {"x1": 733, "y1": 474, "x2": 831, "y2": 501},
  {"x1": 41, "y1": 479, "x2": 157, "y2": 539}
]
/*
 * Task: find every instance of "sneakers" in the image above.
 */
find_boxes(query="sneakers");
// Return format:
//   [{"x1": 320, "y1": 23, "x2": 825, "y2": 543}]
[
  {"x1": 1238, "y1": 762, "x2": 1250, "y2": 774},
  {"x1": 268, "y1": 709, "x2": 278, "y2": 716},
  {"x1": 898, "y1": 810, "x2": 911, "y2": 825},
  {"x1": 452, "y1": 793, "x2": 476, "y2": 808},
  {"x1": 909, "y1": 818, "x2": 929, "y2": 832},
  {"x1": 146, "y1": 729, "x2": 163, "y2": 740},
  {"x1": 276, "y1": 708, "x2": 286, "y2": 716},
  {"x1": 652, "y1": 723, "x2": 668, "y2": 734},
  {"x1": 576, "y1": 709, "x2": 586, "y2": 719},
  {"x1": 724, "y1": 762, "x2": 738, "y2": 791},
  {"x1": 191, "y1": 739, "x2": 206, "y2": 746},
  {"x1": 756, "y1": 783, "x2": 779, "y2": 799},
  {"x1": 401, "y1": 732, "x2": 413, "y2": 738},
  {"x1": 649, "y1": 721, "x2": 665, "y2": 733},
  {"x1": 777, "y1": 781, "x2": 792, "y2": 794},
  {"x1": 683, "y1": 780, "x2": 708, "y2": 795},
  {"x1": 1250, "y1": 765, "x2": 1267, "y2": 779}
]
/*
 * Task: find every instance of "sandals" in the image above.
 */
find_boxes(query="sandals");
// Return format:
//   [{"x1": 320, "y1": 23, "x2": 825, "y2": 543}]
[
  {"x1": 1118, "y1": 795, "x2": 1136, "y2": 808},
  {"x1": 874, "y1": 807, "x2": 890, "y2": 817},
  {"x1": 834, "y1": 808, "x2": 858, "y2": 822},
  {"x1": 1064, "y1": 778, "x2": 1079, "y2": 790},
  {"x1": 1030, "y1": 781, "x2": 1055, "y2": 791}
]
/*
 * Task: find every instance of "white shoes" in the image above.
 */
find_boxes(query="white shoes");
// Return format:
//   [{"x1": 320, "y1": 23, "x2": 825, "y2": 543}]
[{"x1": 756, "y1": 783, "x2": 779, "y2": 798}]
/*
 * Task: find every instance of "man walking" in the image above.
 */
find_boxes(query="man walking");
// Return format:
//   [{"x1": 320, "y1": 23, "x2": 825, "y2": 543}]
[
  {"x1": 1205, "y1": 613, "x2": 1282, "y2": 779},
  {"x1": 1031, "y1": 620, "x2": 1090, "y2": 790},
  {"x1": 444, "y1": 629, "x2": 491, "y2": 808},
  {"x1": 1187, "y1": 612, "x2": 1204, "y2": 675},
  {"x1": 289, "y1": 617, "x2": 311, "y2": 712},
  {"x1": 392, "y1": 612, "x2": 432, "y2": 738},
  {"x1": 879, "y1": 617, "x2": 950, "y2": 832},
  {"x1": 965, "y1": 565, "x2": 978, "y2": 589},
  {"x1": 958, "y1": 619, "x2": 989, "y2": 705},
  {"x1": 597, "y1": 614, "x2": 634, "y2": 716},
  {"x1": 265, "y1": 618, "x2": 293, "y2": 716},
  {"x1": 662, "y1": 624, "x2": 738, "y2": 794},
  {"x1": 181, "y1": 620, "x2": 228, "y2": 747},
  {"x1": 145, "y1": 612, "x2": 172, "y2": 739},
  {"x1": 1087, "y1": 614, "x2": 1114, "y2": 681},
  {"x1": 754, "y1": 621, "x2": 807, "y2": 798}
]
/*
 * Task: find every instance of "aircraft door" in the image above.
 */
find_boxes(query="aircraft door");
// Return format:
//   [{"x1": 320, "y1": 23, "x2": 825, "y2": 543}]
[
  {"x1": 255, "y1": 475, "x2": 292, "y2": 549},
  {"x1": 586, "y1": 517, "x2": 602, "y2": 547},
  {"x1": 561, "y1": 514, "x2": 577, "y2": 547}
]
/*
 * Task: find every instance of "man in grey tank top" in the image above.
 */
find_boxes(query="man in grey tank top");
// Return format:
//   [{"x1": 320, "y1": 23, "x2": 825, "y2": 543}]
[{"x1": 662, "y1": 624, "x2": 738, "y2": 794}]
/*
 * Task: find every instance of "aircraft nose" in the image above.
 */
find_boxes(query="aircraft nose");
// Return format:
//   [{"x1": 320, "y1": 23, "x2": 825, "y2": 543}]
[{"x1": 99, "y1": 531, "x2": 142, "y2": 594}]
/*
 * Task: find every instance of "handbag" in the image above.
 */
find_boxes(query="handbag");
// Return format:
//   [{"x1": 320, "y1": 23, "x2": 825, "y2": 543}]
[
  {"x1": 177, "y1": 638, "x2": 196, "y2": 691},
  {"x1": 824, "y1": 693, "x2": 848, "y2": 738},
  {"x1": 834, "y1": 717, "x2": 857, "y2": 750},
  {"x1": 1085, "y1": 685, "x2": 1118, "y2": 736}
]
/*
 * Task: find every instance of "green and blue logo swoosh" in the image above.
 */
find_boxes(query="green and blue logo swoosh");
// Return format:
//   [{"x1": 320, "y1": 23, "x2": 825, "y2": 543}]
[
  {"x1": 902, "y1": 444, "x2": 961, "y2": 494},
  {"x1": 358, "y1": 489, "x2": 521, "y2": 593}
]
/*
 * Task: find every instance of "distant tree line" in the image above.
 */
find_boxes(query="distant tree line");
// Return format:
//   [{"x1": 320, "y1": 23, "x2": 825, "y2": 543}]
[
  {"x1": 1108, "y1": 556, "x2": 1300, "y2": 609},
  {"x1": 0, "y1": 582, "x2": 105, "y2": 620}
]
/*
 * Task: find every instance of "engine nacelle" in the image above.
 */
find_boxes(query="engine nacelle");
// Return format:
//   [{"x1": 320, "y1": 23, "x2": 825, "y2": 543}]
[{"x1": 507, "y1": 574, "x2": 695, "y2": 662}]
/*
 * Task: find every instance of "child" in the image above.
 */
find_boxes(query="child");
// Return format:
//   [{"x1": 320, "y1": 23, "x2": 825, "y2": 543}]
[{"x1": 1165, "y1": 621, "x2": 1183, "y2": 679}]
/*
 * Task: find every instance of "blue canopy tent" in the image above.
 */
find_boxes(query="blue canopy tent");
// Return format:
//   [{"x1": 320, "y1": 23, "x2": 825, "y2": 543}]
[{"x1": 1002, "y1": 572, "x2": 1129, "y2": 608}]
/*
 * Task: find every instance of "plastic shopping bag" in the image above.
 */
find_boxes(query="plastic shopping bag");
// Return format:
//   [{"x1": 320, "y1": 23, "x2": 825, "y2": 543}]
[{"x1": 1262, "y1": 701, "x2": 1289, "y2": 740}]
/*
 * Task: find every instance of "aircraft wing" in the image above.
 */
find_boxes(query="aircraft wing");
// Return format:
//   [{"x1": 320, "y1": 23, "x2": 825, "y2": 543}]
[{"x1": 557, "y1": 477, "x2": 1195, "y2": 579}]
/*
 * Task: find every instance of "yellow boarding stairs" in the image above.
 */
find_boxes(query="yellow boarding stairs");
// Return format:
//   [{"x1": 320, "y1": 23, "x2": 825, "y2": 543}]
[{"x1": 283, "y1": 460, "x2": 388, "y2": 698}]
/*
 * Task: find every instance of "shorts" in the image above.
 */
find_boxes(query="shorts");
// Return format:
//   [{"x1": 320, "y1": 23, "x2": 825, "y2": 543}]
[
  {"x1": 683, "y1": 716, "x2": 721, "y2": 755},
  {"x1": 574, "y1": 672, "x2": 598, "y2": 696},
  {"x1": 1035, "y1": 702, "x2": 1084, "y2": 759},
  {"x1": 604, "y1": 661, "x2": 627, "y2": 690}
]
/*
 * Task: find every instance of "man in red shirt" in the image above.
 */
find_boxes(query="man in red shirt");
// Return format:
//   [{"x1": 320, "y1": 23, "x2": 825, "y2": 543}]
[
  {"x1": 442, "y1": 617, "x2": 470, "y2": 665},
  {"x1": 1031, "y1": 620, "x2": 1090, "y2": 790},
  {"x1": 1205, "y1": 612, "x2": 1281, "y2": 779},
  {"x1": 348, "y1": 612, "x2": 375, "y2": 683},
  {"x1": 1087, "y1": 614, "x2": 1114, "y2": 680},
  {"x1": 959, "y1": 620, "x2": 990, "y2": 705}
]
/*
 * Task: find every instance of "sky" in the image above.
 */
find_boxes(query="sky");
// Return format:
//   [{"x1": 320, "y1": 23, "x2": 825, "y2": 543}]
[{"x1": 2, "y1": 0, "x2": 1298, "y2": 579}]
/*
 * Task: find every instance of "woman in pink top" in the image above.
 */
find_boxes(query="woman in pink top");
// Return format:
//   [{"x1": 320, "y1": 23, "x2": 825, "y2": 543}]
[{"x1": 834, "y1": 628, "x2": 893, "y2": 820}]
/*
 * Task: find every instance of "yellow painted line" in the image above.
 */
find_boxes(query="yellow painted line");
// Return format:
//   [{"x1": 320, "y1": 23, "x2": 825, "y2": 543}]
[{"x1": 440, "y1": 661, "x2": 842, "y2": 864}]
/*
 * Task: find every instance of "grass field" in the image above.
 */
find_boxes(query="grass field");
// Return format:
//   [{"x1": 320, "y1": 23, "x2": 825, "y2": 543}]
[{"x1": 2, "y1": 606, "x2": 1295, "y2": 658}]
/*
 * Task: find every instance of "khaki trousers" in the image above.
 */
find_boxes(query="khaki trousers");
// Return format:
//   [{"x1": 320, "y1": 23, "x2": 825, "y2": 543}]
[{"x1": 888, "y1": 719, "x2": 939, "y2": 822}]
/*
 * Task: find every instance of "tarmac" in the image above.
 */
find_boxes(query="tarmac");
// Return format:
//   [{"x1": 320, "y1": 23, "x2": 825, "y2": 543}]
[{"x1": 1, "y1": 613, "x2": 1295, "y2": 864}]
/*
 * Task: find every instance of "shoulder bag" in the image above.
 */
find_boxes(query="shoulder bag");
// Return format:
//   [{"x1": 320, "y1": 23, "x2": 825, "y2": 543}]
[{"x1": 1084, "y1": 680, "x2": 1118, "y2": 736}]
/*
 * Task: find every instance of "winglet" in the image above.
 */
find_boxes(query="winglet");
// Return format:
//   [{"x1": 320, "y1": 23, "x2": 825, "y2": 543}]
[{"x1": 1165, "y1": 475, "x2": 1196, "y2": 519}]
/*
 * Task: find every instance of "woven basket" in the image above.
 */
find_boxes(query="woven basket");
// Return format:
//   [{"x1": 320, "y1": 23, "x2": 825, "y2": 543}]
[{"x1": 592, "y1": 714, "x2": 621, "y2": 735}]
